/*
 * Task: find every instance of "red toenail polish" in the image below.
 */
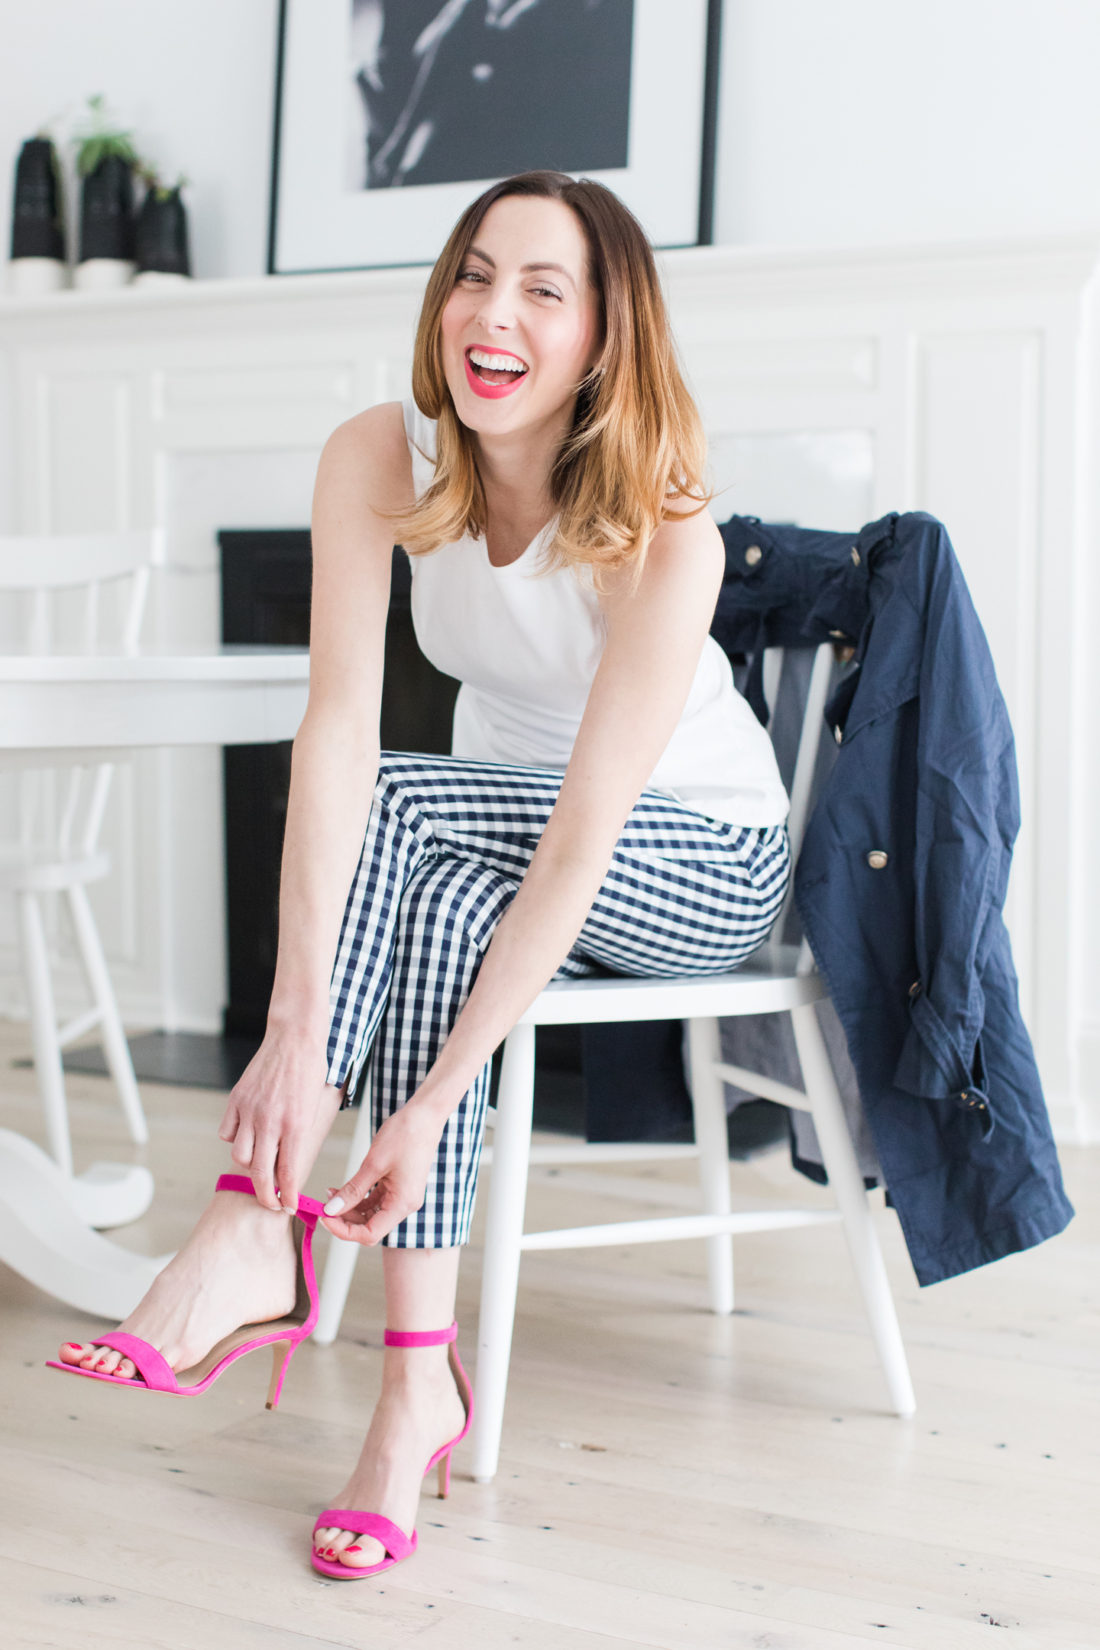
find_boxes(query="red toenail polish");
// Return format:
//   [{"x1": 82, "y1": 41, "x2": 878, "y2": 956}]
[{"x1": 346, "y1": 1545, "x2": 362, "y2": 1553}]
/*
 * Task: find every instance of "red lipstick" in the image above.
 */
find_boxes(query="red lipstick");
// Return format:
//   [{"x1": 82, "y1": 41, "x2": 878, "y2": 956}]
[{"x1": 463, "y1": 348, "x2": 529, "y2": 400}]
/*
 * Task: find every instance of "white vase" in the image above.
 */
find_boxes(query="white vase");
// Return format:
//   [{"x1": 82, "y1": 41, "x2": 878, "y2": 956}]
[
  {"x1": 131, "y1": 269, "x2": 192, "y2": 290},
  {"x1": 6, "y1": 257, "x2": 69, "y2": 295},
  {"x1": 73, "y1": 258, "x2": 135, "y2": 291}
]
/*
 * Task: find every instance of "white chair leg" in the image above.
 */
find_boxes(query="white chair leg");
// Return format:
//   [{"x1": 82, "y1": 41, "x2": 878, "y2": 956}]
[
  {"x1": 686, "y1": 1015, "x2": 735, "y2": 1314},
  {"x1": 314, "y1": 1077, "x2": 375, "y2": 1346},
  {"x1": 66, "y1": 882, "x2": 148, "y2": 1145},
  {"x1": 789, "y1": 1002, "x2": 917, "y2": 1417},
  {"x1": 16, "y1": 889, "x2": 73, "y2": 1177},
  {"x1": 472, "y1": 1022, "x2": 535, "y2": 1484}
]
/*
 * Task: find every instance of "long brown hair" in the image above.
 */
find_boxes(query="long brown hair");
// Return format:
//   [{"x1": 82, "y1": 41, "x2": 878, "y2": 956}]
[{"x1": 392, "y1": 170, "x2": 708, "y2": 583}]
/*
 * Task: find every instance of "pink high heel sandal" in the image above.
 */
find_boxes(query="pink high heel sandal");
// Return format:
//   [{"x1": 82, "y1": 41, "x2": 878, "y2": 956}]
[
  {"x1": 311, "y1": 1321, "x2": 474, "y2": 1580},
  {"x1": 45, "y1": 1173, "x2": 322, "y2": 1408}
]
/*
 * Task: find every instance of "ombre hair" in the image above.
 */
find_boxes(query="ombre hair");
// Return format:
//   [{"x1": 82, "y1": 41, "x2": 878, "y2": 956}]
[{"x1": 392, "y1": 170, "x2": 708, "y2": 584}]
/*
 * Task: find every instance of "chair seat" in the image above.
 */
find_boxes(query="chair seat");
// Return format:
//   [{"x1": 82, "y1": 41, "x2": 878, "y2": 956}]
[
  {"x1": 522, "y1": 944, "x2": 825, "y2": 1026},
  {"x1": 0, "y1": 845, "x2": 111, "y2": 893}
]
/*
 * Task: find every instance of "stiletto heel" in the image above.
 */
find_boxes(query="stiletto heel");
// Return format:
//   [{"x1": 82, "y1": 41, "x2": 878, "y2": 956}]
[
  {"x1": 311, "y1": 1320, "x2": 474, "y2": 1580},
  {"x1": 46, "y1": 1173, "x2": 323, "y2": 1404},
  {"x1": 266, "y1": 1339, "x2": 297, "y2": 1411}
]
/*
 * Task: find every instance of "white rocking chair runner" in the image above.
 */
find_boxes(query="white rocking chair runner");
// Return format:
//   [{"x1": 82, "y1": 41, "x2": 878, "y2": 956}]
[
  {"x1": 0, "y1": 531, "x2": 163, "y2": 1181},
  {"x1": 315, "y1": 643, "x2": 917, "y2": 1479}
]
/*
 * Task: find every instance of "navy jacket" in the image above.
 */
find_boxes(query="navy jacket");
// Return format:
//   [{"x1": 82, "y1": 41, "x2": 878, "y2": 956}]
[{"x1": 715, "y1": 509, "x2": 1074, "y2": 1286}]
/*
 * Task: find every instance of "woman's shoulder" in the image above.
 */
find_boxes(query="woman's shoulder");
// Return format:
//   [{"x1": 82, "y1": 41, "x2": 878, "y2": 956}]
[
  {"x1": 338, "y1": 397, "x2": 437, "y2": 491},
  {"x1": 317, "y1": 401, "x2": 415, "y2": 514},
  {"x1": 333, "y1": 399, "x2": 410, "y2": 457}
]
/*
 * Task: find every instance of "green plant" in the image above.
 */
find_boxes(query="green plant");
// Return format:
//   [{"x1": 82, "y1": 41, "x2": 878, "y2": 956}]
[
  {"x1": 72, "y1": 93, "x2": 140, "y2": 177},
  {"x1": 136, "y1": 162, "x2": 190, "y2": 201}
]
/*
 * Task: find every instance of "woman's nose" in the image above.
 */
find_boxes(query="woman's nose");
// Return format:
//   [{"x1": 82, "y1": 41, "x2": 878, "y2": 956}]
[{"x1": 476, "y1": 283, "x2": 516, "y2": 332}]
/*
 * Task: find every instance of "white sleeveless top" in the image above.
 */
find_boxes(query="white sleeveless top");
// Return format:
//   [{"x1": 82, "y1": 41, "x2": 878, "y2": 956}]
[{"x1": 401, "y1": 400, "x2": 789, "y2": 827}]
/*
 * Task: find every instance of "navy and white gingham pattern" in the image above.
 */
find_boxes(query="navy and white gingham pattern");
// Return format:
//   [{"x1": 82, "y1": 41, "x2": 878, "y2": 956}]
[{"x1": 326, "y1": 752, "x2": 790, "y2": 1248}]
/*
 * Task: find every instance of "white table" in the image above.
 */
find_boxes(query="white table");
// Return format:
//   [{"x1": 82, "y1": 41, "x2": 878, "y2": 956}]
[{"x1": 0, "y1": 648, "x2": 310, "y2": 1318}]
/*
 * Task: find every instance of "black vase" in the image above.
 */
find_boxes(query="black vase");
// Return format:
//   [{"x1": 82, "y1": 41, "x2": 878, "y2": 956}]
[
  {"x1": 135, "y1": 186, "x2": 191, "y2": 275},
  {"x1": 78, "y1": 154, "x2": 136, "y2": 262},
  {"x1": 10, "y1": 136, "x2": 65, "y2": 260}
]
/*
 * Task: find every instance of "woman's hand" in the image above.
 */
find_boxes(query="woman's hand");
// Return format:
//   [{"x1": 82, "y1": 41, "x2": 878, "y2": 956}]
[
  {"x1": 320, "y1": 1101, "x2": 445, "y2": 1247},
  {"x1": 217, "y1": 1032, "x2": 333, "y2": 1216}
]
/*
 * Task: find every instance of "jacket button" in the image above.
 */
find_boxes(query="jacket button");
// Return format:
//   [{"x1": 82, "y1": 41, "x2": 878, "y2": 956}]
[
  {"x1": 745, "y1": 544, "x2": 763, "y2": 566},
  {"x1": 850, "y1": 546, "x2": 861, "y2": 566},
  {"x1": 866, "y1": 850, "x2": 889, "y2": 869}
]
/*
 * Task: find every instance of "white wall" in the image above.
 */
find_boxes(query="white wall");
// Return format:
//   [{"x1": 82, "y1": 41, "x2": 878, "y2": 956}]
[
  {"x1": 4, "y1": 0, "x2": 1100, "y2": 281},
  {"x1": 713, "y1": 0, "x2": 1100, "y2": 249}
]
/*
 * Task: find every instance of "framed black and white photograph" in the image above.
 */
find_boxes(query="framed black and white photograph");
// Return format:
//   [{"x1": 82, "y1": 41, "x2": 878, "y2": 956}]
[{"x1": 268, "y1": 0, "x2": 722, "y2": 275}]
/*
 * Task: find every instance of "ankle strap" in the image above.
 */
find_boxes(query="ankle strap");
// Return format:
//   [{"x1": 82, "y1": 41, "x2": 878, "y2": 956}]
[
  {"x1": 216, "y1": 1173, "x2": 256, "y2": 1198},
  {"x1": 384, "y1": 1322, "x2": 457, "y2": 1347}
]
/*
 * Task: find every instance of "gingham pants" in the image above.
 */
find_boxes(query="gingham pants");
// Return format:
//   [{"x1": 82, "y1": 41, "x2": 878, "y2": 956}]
[{"x1": 325, "y1": 752, "x2": 790, "y2": 1247}]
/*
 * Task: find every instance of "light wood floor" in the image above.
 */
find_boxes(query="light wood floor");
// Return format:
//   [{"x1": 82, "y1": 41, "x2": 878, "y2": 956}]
[{"x1": 1, "y1": 1024, "x2": 1097, "y2": 1650}]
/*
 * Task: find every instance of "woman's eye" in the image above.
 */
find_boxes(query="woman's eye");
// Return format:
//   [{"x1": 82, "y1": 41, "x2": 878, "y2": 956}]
[
  {"x1": 531, "y1": 285, "x2": 562, "y2": 301},
  {"x1": 458, "y1": 269, "x2": 488, "y2": 284}
]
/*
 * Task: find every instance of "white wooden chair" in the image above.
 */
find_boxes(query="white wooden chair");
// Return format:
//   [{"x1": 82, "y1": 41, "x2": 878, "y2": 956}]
[
  {"x1": 315, "y1": 644, "x2": 916, "y2": 1478},
  {"x1": 0, "y1": 531, "x2": 162, "y2": 1178}
]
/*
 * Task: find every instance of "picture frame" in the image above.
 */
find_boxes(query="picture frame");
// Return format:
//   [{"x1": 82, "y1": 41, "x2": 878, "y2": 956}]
[{"x1": 267, "y1": 0, "x2": 723, "y2": 276}]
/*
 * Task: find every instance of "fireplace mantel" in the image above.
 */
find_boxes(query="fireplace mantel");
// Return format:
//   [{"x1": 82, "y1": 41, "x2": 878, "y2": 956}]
[{"x1": 2, "y1": 236, "x2": 1097, "y2": 1140}]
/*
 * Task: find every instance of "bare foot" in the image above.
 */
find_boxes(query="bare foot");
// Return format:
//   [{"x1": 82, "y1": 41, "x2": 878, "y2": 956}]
[
  {"x1": 57, "y1": 1186, "x2": 297, "y2": 1382},
  {"x1": 314, "y1": 1346, "x2": 468, "y2": 1569}
]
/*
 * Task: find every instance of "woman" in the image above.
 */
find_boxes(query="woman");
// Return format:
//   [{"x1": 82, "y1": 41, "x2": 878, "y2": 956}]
[{"x1": 51, "y1": 172, "x2": 790, "y2": 1576}]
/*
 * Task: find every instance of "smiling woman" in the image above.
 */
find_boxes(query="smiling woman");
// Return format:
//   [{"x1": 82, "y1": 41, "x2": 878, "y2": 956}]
[
  {"x1": 49, "y1": 168, "x2": 790, "y2": 1588},
  {"x1": 396, "y1": 169, "x2": 709, "y2": 584}
]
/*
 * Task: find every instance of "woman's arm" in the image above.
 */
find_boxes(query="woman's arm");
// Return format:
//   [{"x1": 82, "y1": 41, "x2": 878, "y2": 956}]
[
  {"x1": 322, "y1": 502, "x2": 725, "y2": 1240},
  {"x1": 217, "y1": 401, "x2": 411, "y2": 1213}
]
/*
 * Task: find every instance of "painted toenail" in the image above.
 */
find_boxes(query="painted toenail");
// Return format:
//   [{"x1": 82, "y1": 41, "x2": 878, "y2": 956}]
[{"x1": 346, "y1": 1545, "x2": 362, "y2": 1553}]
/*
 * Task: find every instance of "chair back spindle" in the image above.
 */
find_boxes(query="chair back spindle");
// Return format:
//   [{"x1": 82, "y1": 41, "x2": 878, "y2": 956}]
[{"x1": 756, "y1": 641, "x2": 836, "y2": 959}]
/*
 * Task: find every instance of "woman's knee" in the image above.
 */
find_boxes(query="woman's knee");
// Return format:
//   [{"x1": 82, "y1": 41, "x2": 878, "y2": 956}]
[{"x1": 397, "y1": 857, "x2": 515, "y2": 953}]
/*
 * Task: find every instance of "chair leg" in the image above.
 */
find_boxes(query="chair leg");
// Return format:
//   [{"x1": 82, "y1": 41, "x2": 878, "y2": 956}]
[
  {"x1": 789, "y1": 1002, "x2": 916, "y2": 1417},
  {"x1": 65, "y1": 882, "x2": 148, "y2": 1146},
  {"x1": 472, "y1": 1022, "x2": 535, "y2": 1484},
  {"x1": 314, "y1": 1079, "x2": 375, "y2": 1346},
  {"x1": 686, "y1": 1016, "x2": 735, "y2": 1314},
  {"x1": 16, "y1": 890, "x2": 73, "y2": 1178}
]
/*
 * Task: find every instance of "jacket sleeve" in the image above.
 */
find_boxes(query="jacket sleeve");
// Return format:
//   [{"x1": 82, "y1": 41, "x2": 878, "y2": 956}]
[{"x1": 891, "y1": 522, "x2": 1019, "y2": 1124}]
